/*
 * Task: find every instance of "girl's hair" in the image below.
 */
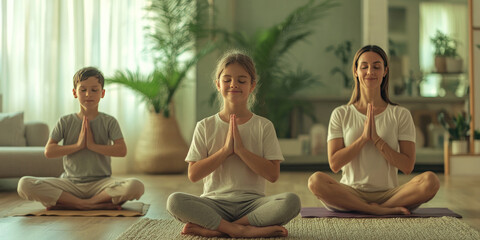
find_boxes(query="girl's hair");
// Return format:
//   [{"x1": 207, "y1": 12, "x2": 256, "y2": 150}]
[
  {"x1": 213, "y1": 50, "x2": 258, "y2": 110},
  {"x1": 73, "y1": 67, "x2": 104, "y2": 89},
  {"x1": 348, "y1": 45, "x2": 397, "y2": 105}
]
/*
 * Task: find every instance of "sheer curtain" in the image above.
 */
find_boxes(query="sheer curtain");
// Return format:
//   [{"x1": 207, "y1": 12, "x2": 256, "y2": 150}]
[
  {"x1": 0, "y1": 0, "x2": 152, "y2": 173},
  {"x1": 419, "y1": 2, "x2": 468, "y2": 73}
]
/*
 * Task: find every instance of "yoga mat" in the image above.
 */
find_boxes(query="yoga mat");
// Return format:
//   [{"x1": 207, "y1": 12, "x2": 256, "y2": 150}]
[
  {"x1": 115, "y1": 217, "x2": 479, "y2": 240},
  {"x1": 301, "y1": 207, "x2": 462, "y2": 218},
  {"x1": 7, "y1": 201, "x2": 149, "y2": 217}
]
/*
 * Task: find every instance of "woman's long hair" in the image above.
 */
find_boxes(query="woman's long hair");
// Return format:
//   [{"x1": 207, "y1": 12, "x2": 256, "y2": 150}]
[{"x1": 348, "y1": 45, "x2": 397, "y2": 105}]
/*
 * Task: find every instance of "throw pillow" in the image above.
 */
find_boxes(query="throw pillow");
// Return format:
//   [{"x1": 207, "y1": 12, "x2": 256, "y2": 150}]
[{"x1": 0, "y1": 112, "x2": 27, "y2": 146}]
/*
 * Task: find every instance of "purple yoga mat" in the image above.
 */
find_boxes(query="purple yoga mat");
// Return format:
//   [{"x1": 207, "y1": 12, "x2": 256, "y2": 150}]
[{"x1": 301, "y1": 207, "x2": 462, "y2": 218}]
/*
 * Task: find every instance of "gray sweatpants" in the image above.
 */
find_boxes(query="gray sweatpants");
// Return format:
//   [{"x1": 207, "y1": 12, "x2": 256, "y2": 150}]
[
  {"x1": 17, "y1": 176, "x2": 144, "y2": 207},
  {"x1": 166, "y1": 192, "x2": 301, "y2": 230}
]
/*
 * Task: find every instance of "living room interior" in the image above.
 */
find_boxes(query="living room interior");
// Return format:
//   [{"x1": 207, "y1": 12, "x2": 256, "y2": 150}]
[{"x1": 1, "y1": 0, "x2": 479, "y2": 239}]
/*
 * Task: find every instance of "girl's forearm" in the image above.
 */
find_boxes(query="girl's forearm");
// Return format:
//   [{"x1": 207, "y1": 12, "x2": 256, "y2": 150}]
[{"x1": 236, "y1": 148, "x2": 280, "y2": 183}]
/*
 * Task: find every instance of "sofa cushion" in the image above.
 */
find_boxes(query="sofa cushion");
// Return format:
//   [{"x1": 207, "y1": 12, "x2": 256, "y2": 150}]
[
  {"x1": 0, "y1": 112, "x2": 27, "y2": 146},
  {"x1": 25, "y1": 122, "x2": 50, "y2": 146}
]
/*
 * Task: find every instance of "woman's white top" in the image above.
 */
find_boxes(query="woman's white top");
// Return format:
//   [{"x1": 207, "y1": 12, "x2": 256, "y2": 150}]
[
  {"x1": 186, "y1": 113, "x2": 284, "y2": 201},
  {"x1": 328, "y1": 104, "x2": 416, "y2": 192}
]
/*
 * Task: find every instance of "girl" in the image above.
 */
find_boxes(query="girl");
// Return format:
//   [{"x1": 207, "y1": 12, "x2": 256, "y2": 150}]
[
  {"x1": 167, "y1": 51, "x2": 300, "y2": 238},
  {"x1": 308, "y1": 45, "x2": 440, "y2": 215}
]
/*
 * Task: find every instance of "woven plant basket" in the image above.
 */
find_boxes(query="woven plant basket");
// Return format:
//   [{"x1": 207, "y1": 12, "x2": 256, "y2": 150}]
[{"x1": 135, "y1": 111, "x2": 188, "y2": 174}]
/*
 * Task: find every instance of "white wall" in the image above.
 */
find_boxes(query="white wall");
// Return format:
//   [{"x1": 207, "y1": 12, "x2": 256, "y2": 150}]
[{"x1": 196, "y1": 0, "x2": 362, "y2": 121}]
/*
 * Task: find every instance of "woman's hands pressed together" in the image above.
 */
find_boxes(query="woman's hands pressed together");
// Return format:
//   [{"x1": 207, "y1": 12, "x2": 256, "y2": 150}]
[{"x1": 362, "y1": 103, "x2": 381, "y2": 146}]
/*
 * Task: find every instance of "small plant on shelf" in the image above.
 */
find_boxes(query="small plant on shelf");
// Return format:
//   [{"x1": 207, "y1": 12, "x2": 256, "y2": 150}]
[
  {"x1": 430, "y1": 30, "x2": 457, "y2": 57},
  {"x1": 438, "y1": 112, "x2": 470, "y2": 141}
]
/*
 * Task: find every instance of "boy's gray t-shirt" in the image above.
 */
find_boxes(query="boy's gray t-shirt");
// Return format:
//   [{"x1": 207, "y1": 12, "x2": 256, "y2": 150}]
[{"x1": 51, "y1": 112, "x2": 123, "y2": 183}]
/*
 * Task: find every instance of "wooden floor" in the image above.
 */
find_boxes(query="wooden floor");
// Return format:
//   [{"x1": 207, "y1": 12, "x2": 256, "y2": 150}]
[{"x1": 0, "y1": 172, "x2": 479, "y2": 240}]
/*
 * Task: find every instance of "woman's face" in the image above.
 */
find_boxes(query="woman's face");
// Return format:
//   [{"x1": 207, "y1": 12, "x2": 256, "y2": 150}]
[{"x1": 354, "y1": 51, "x2": 387, "y2": 91}]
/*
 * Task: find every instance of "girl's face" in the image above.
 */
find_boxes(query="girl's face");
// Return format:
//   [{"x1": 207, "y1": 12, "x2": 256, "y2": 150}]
[
  {"x1": 73, "y1": 76, "x2": 105, "y2": 109},
  {"x1": 216, "y1": 62, "x2": 256, "y2": 105},
  {"x1": 354, "y1": 51, "x2": 387, "y2": 91}
]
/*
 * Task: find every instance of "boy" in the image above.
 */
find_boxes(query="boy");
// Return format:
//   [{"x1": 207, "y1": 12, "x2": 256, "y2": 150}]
[{"x1": 17, "y1": 67, "x2": 144, "y2": 210}]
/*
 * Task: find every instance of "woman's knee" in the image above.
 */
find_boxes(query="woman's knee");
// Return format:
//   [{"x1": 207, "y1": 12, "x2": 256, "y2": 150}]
[
  {"x1": 308, "y1": 171, "x2": 330, "y2": 194},
  {"x1": 421, "y1": 171, "x2": 440, "y2": 194}
]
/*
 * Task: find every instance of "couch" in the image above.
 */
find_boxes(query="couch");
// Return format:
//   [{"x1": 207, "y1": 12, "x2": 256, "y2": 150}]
[{"x1": 0, "y1": 95, "x2": 63, "y2": 178}]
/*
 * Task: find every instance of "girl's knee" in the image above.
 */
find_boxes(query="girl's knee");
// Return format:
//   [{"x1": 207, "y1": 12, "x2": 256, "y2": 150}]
[{"x1": 166, "y1": 192, "x2": 187, "y2": 214}]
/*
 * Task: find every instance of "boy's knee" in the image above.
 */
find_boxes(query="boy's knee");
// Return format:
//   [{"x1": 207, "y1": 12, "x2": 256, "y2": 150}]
[
  {"x1": 123, "y1": 178, "x2": 145, "y2": 198},
  {"x1": 17, "y1": 177, "x2": 36, "y2": 199}
]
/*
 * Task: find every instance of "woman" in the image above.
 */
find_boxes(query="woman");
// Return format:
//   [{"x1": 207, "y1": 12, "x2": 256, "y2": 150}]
[{"x1": 308, "y1": 45, "x2": 440, "y2": 215}]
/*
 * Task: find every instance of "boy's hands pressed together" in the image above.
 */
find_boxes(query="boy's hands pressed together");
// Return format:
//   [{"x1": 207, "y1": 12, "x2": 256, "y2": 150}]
[
  {"x1": 76, "y1": 116, "x2": 87, "y2": 150},
  {"x1": 85, "y1": 117, "x2": 96, "y2": 149}
]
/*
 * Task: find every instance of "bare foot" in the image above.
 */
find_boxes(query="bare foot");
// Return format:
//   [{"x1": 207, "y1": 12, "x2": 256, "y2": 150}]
[
  {"x1": 230, "y1": 225, "x2": 288, "y2": 238},
  {"x1": 368, "y1": 203, "x2": 410, "y2": 215},
  {"x1": 182, "y1": 223, "x2": 226, "y2": 237}
]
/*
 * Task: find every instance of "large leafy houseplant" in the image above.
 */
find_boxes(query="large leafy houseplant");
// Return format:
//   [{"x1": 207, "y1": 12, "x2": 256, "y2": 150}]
[
  {"x1": 105, "y1": 0, "x2": 214, "y2": 173},
  {"x1": 217, "y1": 0, "x2": 338, "y2": 138},
  {"x1": 325, "y1": 40, "x2": 353, "y2": 89},
  {"x1": 106, "y1": 0, "x2": 214, "y2": 117}
]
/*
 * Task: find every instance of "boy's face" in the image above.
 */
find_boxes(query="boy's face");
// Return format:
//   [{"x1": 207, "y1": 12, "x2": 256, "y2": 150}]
[{"x1": 73, "y1": 77, "x2": 105, "y2": 109}]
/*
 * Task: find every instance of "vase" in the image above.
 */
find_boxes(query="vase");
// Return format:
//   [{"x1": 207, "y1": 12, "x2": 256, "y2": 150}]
[
  {"x1": 451, "y1": 140, "x2": 468, "y2": 155},
  {"x1": 474, "y1": 140, "x2": 480, "y2": 154},
  {"x1": 434, "y1": 56, "x2": 447, "y2": 73},
  {"x1": 135, "y1": 111, "x2": 188, "y2": 174}
]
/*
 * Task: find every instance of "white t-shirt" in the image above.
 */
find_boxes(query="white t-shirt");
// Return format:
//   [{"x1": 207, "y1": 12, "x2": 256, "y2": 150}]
[
  {"x1": 186, "y1": 113, "x2": 284, "y2": 201},
  {"x1": 328, "y1": 104, "x2": 416, "y2": 192}
]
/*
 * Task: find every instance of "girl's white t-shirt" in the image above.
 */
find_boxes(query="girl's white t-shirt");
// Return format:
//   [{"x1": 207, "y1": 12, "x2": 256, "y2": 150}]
[
  {"x1": 186, "y1": 113, "x2": 284, "y2": 201},
  {"x1": 328, "y1": 104, "x2": 416, "y2": 192}
]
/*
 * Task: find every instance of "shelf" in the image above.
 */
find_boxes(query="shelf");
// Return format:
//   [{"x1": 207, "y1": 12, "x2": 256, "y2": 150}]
[
  {"x1": 292, "y1": 95, "x2": 467, "y2": 104},
  {"x1": 282, "y1": 148, "x2": 443, "y2": 165}
]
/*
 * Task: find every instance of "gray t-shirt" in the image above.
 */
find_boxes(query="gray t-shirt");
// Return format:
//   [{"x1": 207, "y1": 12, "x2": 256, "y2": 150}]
[{"x1": 51, "y1": 112, "x2": 123, "y2": 183}]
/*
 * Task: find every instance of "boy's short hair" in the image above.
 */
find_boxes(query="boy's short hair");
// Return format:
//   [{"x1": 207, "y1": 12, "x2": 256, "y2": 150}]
[{"x1": 73, "y1": 67, "x2": 105, "y2": 89}]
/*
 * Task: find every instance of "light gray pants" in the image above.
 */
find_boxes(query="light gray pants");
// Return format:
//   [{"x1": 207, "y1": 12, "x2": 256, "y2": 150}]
[
  {"x1": 166, "y1": 192, "x2": 301, "y2": 230},
  {"x1": 17, "y1": 176, "x2": 144, "y2": 207}
]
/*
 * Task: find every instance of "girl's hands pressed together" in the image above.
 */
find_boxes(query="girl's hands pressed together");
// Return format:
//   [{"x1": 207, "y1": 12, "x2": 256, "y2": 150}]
[
  {"x1": 231, "y1": 114, "x2": 245, "y2": 154},
  {"x1": 223, "y1": 114, "x2": 235, "y2": 156}
]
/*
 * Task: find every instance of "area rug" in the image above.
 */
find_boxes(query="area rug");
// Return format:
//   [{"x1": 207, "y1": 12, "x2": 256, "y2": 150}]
[
  {"x1": 115, "y1": 217, "x2": 480, "y2": 240},
  {"x1": 7, "y1": 201, "x2": 149, "y2": 217},
  {"x1": 301, "y1": 207, "x2": 462, "y2": 218}
]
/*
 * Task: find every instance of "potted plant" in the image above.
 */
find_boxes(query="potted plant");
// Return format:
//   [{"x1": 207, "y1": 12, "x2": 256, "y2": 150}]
[
  {"x1": 438, "y1": 112, "x2": 470, "y2": 155},
  {"x1": 430, "y1": 30, "x2": 462, "y2": 73},
  {"x1": 215, "y1": 0, "x2": 338, "y2": 138},
  {"x1": 325, "y1": 40, "x2": 353, "y2": 93},
  {"x1": 474, "y1": 130, "x2": 480, "y2": 154},
  {"x1": 106, "y1": 0, "x2": 214, "y2": 173}
]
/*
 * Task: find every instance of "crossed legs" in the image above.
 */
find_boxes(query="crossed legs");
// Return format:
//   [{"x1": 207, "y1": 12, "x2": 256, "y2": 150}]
[
  {"x1": 167, "y1": 192, "x2": 300, "y2": 238},
  {"x1": 308, "y1": 171, "x2": 439, "y2": 215},
  {"x1": 17, "y1": 177, "x2": 144, "y2": 210}
]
